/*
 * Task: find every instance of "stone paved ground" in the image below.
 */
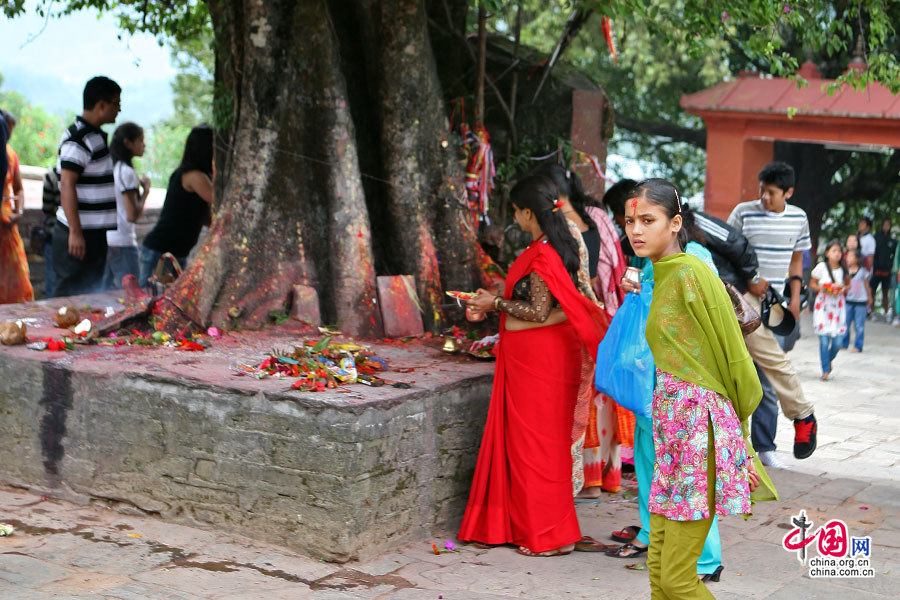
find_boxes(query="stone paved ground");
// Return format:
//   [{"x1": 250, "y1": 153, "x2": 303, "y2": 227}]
[{"x1": 2, "y1": 314, "x2": 898, "y2": 599}]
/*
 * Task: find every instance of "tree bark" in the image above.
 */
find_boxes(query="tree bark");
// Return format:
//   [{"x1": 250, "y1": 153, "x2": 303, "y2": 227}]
[
  {"x1": 157, "y1": 0, "x2": 481, "y2": 336},
  {"x1": 159, "y1": 0, "x2": 381, "y2": 336},
  {"x1": 356, "y1": 0, "x2": 480, "y2": 330},
  {"x1": 615, "y1": 114, "x2": 707, "y2": 149}
]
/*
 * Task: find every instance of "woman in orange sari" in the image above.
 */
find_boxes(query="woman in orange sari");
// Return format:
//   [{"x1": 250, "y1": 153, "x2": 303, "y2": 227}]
[
  {"x1": 1, "y1": 111, "x2": 34, "y2": 304},
  {"x1": 458, "y1": 175, "x2": 608, "y2": 556}
]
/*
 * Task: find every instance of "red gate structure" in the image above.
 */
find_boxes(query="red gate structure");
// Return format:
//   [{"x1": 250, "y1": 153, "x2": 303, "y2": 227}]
[{"x1": 681, "y1": 52, "x2": 900, "y2": 219}]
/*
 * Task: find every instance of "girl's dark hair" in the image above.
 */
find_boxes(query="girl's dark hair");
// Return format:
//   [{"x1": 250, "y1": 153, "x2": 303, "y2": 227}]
[
  {"x1": 823, "y1": 240, "x2": 848, "y2": 284},
  {"x1": 180, "y1": 124, "x2": 214, "y2": 176},
  {"x1": 533, "y1": 163, "x2": 597, "y2": 232},
  {"x1": 680, "y1": 205, "x2": 706, "y2": 246},
  {"x1": 626, "y1": 178, "x2": 688, "y2": 250},
  {"x1": 0, "y1": 110, "x2": 15, "y2": 128},
  {"x1": 109, "y1": 122, "x2": 143, "y2": 166},
  {"x1": 510, "y1": 175, "x2": 580, "y2": 277}
]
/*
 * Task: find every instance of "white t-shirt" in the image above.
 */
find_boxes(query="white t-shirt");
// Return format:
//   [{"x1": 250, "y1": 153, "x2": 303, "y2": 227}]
[
  {"x1": 811, "y1": 262, "x2": 845, "y2": 286},
  {"x1": 859, "y1": 232, "x2": 876, "y2": 257},
  {"x1": 106, "y1": 162, "x2": 140, "y2": 247},
  {"x1": 727, "y1": 200, "x2": 811, "y2": 294}
]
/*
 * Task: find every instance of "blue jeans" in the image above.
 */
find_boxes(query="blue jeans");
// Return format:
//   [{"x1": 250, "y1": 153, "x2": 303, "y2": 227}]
[
  {"x1": 841, "y1": 301, "x2": 867, "y2": 351},
  {"x1": 139, "y1": 246, "x2": 187, "y2": 287},
  {"x1": 819, "y1": 335, "x2": 841, "y2": 374},
  {"x1": 751, "y1": 366, "x2": 779, "y2": 453},
  {"x1": 102, "y1": 246, "x2": 140, "y2": 290},
  {"x1": 43, "y1": 233, "x2": 55, "y2": 298},
  {"x1": 633, "y1": 416, "x2": 721, "y2": 574}
]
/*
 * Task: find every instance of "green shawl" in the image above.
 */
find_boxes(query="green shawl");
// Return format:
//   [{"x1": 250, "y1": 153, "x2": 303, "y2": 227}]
[{"x1": 649, "y1": 253, "x2": 778, "y2": 503}]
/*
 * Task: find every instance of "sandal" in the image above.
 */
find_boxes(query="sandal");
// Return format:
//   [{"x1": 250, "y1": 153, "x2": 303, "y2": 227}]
[
  {"x1": 701, "y1": 565, "x2": 724, "y2": 583},
  {"x1": 574, "y1": 536, "x2": 619, "y2": 553},
  {"x1": 611, "y1": 525, "x2": 641, "y2": 543},
  {"x1": 605, "y1": 542, "x2": 648, "y2": 558},
  {"x1": 516, "y1": 545, "x2": 572, "y2": 557}
]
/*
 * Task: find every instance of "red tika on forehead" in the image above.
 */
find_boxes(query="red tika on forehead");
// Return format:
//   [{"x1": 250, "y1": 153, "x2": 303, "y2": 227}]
[{"x1": 631, "y1": 197, "x2": 638, "y2": 211}]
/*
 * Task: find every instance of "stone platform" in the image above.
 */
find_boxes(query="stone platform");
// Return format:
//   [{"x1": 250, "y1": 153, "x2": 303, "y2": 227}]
[{"x1": 0, "y1": 293, "x2": 494, "y2": 562}]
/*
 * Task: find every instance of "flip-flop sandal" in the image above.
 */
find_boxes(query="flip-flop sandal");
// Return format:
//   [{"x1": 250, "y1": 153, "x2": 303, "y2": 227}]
[
  {"x1": 516, "y1": 546, "x2": 572, "y2": 557},
  {"x1": 574, "y1": 536, "x2": 620, "y2": 552},
  {"x1": 605, "y1": 542, "x2": 648, "y2": 558},
  {"x1": 574, "y1": 497, "x2": 605, "y2": 504},
  {"x1": 611, "y1": 525, "x2": 641, "y2": 543}
]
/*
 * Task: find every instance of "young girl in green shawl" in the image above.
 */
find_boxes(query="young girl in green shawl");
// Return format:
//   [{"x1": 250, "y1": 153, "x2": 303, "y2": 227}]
[{"x1": 624, "y1": 179, "x2": 774, "y2": 599}]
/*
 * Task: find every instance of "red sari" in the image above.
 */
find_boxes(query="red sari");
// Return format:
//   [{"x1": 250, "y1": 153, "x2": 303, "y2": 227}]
[
  {"x1": 0, "y1": 146, "x2": 33, "y2": 304},
  {"x1": 458, "y1": 238, "x2": 608, "y2": 552}
]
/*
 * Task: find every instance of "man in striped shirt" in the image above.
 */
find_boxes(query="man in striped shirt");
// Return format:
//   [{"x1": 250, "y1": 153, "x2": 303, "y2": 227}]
[
  {"x1": 52, "y1": 76, "x2": 121, "y2": 297},
  {"x1": 728, "y1": 161, "x2": 818, "y2": 466}
]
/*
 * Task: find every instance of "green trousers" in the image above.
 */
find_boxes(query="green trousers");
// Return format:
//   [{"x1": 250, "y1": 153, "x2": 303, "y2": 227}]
[{"x1": 647, "y1": 424, "x2": 717, "y2": 599}]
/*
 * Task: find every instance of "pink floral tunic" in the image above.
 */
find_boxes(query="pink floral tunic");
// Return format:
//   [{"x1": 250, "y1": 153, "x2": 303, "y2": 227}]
[{"x1": 649, "y1": 369, "x2": 752, "y2": 521}]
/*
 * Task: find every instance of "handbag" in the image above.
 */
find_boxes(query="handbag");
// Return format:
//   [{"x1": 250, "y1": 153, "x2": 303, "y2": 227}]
[
  {"x1": 149, "y1": 252, "x2": 183, "y2": 297},
  {"x1": 722, "y1": 279, "x2": 761, "y2": 336},
  {"x1": 594, "y1": 284, "x2": 655, "y2": 418}
]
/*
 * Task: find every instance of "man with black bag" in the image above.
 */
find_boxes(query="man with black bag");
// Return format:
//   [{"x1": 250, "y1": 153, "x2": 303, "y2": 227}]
[{"x1": 727, "y1": 161, "x2": 818, "y2": 468}]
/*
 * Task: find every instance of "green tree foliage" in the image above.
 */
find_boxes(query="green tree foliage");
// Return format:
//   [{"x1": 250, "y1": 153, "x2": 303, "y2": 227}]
[
  {"x1": 137, "y1": 24, "x2": 214, "y2": 184},
  {"x1": 489, "y1": 1, "x2": 900, "y2": 235},
  {"x1": 9, "y1": 1, "x2": 899, "y2": 240},
  {"x1": 0, "y1": 77, "x2": 72, "y2": 169},
  {"x1": 167, "y1": 20, "x2": 213, "y2": 128}
]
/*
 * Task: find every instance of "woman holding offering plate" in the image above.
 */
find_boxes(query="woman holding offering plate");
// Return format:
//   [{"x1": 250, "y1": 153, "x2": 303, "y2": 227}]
[{"x1": 458, "y1": 175, "x2": 608, "y2": 557}]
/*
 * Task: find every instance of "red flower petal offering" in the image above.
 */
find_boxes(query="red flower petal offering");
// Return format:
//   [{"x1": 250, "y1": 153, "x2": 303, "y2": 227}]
[{"x1": 445, "y1": 290, "x2": 476, "y2": 301}]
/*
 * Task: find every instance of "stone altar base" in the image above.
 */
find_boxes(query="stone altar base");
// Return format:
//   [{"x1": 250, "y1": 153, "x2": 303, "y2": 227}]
[{"x1": 0, "y1": 293, "x2": 493, "y2": 562}]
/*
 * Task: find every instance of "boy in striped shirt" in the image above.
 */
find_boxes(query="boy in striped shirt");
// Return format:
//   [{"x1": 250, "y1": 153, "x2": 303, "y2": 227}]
[
  {"x1": 728, "y1": 162, "x2": 818, "y2": 466},
  {"x1": 52, "y1": 76, "x2": 121, "y2": 297}
]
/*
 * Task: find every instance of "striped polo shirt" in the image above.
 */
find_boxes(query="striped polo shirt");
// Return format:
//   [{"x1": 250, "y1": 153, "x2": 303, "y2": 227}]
[
  {"x1": 727, "y1": 199, "x2": 811, "y2": 294},
  {"x1": 55, "y1": 117, "x2": 117, "y2": 230}
]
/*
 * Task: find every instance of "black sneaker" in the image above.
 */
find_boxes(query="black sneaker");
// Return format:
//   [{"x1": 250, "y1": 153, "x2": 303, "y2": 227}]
[{"x1": 793, "y1": 414, "x2": 817, "y2": 459}]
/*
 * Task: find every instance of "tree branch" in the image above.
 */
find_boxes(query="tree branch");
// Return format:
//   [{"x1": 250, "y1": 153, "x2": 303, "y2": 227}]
[
  {"x1": 836, "y1": 151, "x2": 900, "y2": 200},
  {"x1": 530, "y1": 8, "x2": 594, "y2": 104},
  {"x1": 615, "y1": 114, "x2": 707, "y2": 148},
  {"x1": 429, "y1": 10, "x2": 515, "y2": 132}
]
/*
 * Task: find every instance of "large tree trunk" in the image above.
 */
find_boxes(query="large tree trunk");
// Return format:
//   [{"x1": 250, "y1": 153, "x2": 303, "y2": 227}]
[{"x1": 158, "y1": 0, "x2": 482, "y2": 336}]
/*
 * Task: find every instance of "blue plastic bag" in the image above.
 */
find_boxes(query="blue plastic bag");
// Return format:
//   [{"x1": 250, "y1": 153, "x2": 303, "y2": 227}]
[{"x1": 594, "y1": 284, "x2": 655, "y2": 418}]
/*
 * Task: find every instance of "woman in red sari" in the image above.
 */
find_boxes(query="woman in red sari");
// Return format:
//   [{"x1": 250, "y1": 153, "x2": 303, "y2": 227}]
[{"x1": 459, "y1": 175, "x2": 608, "y2": 557}]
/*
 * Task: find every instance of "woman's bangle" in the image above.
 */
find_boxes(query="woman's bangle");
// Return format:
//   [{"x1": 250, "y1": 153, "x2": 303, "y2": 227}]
[
  {"x1": 493, "y1": 296, "x2": 501, "y2": 311},
  {"x1": 746, "y1": 454, "x2": 756, "y2": 460}
]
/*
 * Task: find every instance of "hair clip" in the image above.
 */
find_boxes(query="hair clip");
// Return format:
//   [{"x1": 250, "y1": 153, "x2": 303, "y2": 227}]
[
  {"x1": 675, "y1": 187, "x2": 682, "y2": 213},
  {"x1": 565, "y1": 169, "x2": 572, "y2": 180},
  {"x1": 552, "y1": 199, "x2": 565, "y2": 212}
]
